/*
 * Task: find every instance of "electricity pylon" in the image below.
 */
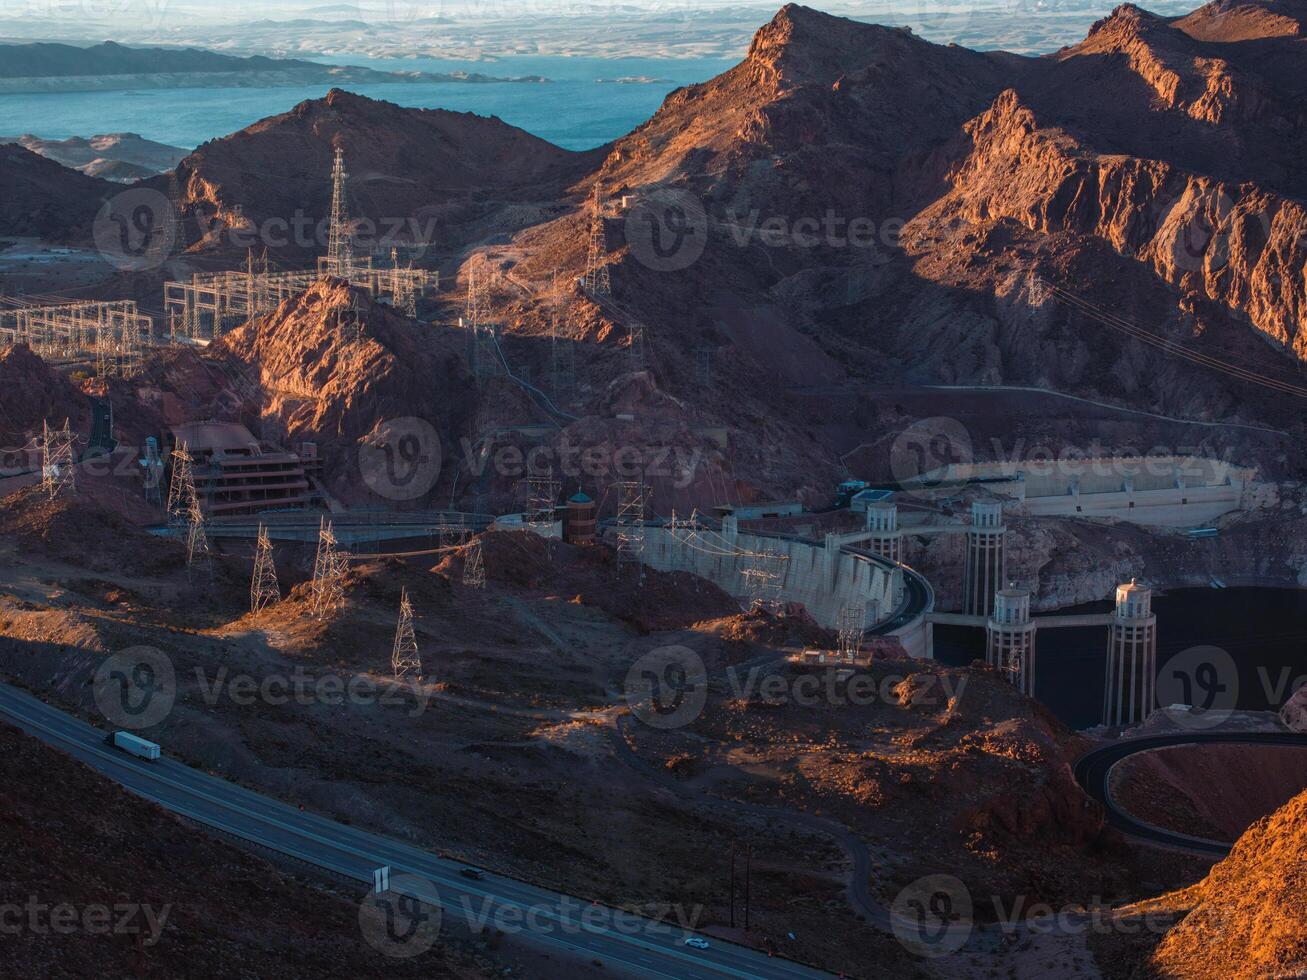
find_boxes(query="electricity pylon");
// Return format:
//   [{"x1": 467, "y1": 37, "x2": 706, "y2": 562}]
[
  {"x1": 166, "y1": 442, "x2": 196, "y2": 523},
  {"x1": 463, "y1": 539, "x2": 485, "y2": 589},
  {"x1": 184, "y1": 490, "x2": 209, "y2": 568},
  {"x1": 612, "y1": 480, "x2": 649, "y2": 579},
  {"x1": 837, "y1": 602, "x2": 866, "y2": 662},
  {"x1": 40, "y1": 419, "x2": 76, "y2": 499},
  {"x1": 310, "y1": 517, "x2": 347, "y2": 617},
  {"x1": 326, "y1": 146, "x2": 352, "y2": 278},
  {"x1": 250, "y1": 523, "x2": 280, "y2": 613},
  {"x1": 583, "y1": 182, "x2": 611, "y2": 296},
  {"x1": 391, "y1": 587, "x2": 422, "y2": 678}
]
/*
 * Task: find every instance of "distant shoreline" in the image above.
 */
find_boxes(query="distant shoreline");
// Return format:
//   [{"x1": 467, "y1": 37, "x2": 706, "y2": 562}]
[{"x1": 0, "y1": 69, "x2": 550, "y2": 96}]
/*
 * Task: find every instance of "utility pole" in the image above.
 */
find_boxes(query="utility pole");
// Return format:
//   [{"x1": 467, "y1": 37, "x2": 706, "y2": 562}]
[
  {"x1": 250, "y1": 523, "x2": 280, "y2": 613},
  {"x1": 728, "y1": 845, "x2": 736, "y2": 929},
  {"x1": 744, "y1": 844, "x2": 752, "y2": 932},
  {"x1": 391, "y1": 587, "x2": 422, "y2": 678}
]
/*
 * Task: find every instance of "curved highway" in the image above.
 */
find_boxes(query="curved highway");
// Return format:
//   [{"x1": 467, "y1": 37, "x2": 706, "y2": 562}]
[
  {"x1": 1074, "y1": 732, "x2": 1307, "y2": 855},
  {"x1": 0, "y1": 681, "x2": 834, "y2": 980}
]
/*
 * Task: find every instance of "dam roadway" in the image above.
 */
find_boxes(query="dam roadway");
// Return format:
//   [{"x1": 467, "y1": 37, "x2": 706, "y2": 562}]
[
  {"x1": 0, "y1": 680, "x2": 835, "y2": 980},
  {"x1": 1074, "y1": 731, "x2": 1307, "y2": 855}
]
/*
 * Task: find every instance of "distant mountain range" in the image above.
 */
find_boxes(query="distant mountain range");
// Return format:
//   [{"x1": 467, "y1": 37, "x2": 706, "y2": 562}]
[
  {"x1": 0, "y1": 40, "x2": 549, "y2": 93},
  {"x1": 0, "y1": 133, "x2": 186, "y2": 182}
]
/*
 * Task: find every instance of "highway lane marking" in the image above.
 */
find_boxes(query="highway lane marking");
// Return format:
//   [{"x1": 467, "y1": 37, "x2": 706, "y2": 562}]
[{"x1": 0, "y1": 687, "x2": 829, "y2": 980}]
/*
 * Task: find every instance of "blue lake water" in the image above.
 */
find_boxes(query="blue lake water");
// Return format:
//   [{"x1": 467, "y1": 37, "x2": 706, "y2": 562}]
[{"x1": 0, "y1": 54, "x2": 737, "y2": 151}]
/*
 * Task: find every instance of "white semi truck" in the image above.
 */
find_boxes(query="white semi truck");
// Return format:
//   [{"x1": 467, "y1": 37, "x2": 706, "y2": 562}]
[{"x1": 107, "y1": 731, "x2": 161, "y2": 761}]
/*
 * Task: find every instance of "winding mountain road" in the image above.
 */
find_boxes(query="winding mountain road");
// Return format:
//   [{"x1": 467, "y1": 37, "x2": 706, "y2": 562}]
[
  {"x1": 1074, "y1": 731, "x2": 1307, "y2": 855},
  {"x1": 0, "y1": 680, "x2": 835, "y2": 980}
]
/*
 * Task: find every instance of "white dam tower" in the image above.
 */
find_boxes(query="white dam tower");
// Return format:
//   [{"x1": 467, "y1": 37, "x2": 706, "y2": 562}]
[
  {"x1": 863, "y1": 501, "x2": 903, "y2": 563},
  {"x1": 1103, "y1": 579, "x2": 1157, "y2": 727},
  {"x1": 987, "y1": 586, "x2": 1036, "y2": 696},
  {"x1": 963, "y1": 500, "x2": 1006, "y2": 617}
]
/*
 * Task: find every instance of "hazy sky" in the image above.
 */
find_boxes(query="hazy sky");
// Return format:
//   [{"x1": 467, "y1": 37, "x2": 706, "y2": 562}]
[{"x1": 2, "y1": 0, "x2": 1028, "y2": 28}]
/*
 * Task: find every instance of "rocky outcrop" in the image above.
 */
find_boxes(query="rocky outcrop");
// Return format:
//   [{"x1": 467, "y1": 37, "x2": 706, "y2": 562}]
[
  {"x1": 927, "y1": 88, "x2": 1307, "y2": 359},
  {"x1": 1147, "y1": 786, "x2": 1307, "y2": 978},
  {"x1": 0, "y1": 144, "x2": 112, "y2": 241},
  {"x1": 212, "y1": 278, "x2": 473, "y2": 503},
  {"x1": 0, "y1": 343, "x2": 90, "y2": 446},
  {"x1": 176, "y1": 88, "x2": 603, "y2": 257},
  {"x1": 1173, "y1": 0, "x2": 1307, "y2": 41},
  {"x1": 1280, "y1": 685, "x2": 1307, "y2": 731}
]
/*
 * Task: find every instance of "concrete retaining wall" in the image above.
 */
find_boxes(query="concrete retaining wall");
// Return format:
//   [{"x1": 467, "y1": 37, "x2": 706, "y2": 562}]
[{"x1": 639, "y1": 524, "x2": 903, "y2": 631}]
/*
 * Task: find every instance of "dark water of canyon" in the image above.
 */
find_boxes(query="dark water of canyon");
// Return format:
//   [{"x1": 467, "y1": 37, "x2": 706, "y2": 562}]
[{"x1": 932, "y1": 587, "x2": 1307, "y2": 730}]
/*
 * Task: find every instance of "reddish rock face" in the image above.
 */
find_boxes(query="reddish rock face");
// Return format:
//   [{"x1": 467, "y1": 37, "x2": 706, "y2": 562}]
[
  {"x1": 13, "y1": 1, "x2": 1307, "y2": 506},
  {"x1": 1149, "y1": 784, "x2": 1307, "y2": 979},
  {"x1": 174, "y1": 88, "x2": 605, "y2": 260},
  {"x1": 1281, "y1": 685, "x2": 1307, "y2": 731},
  {"x1": 211, "y1": 278, "x2": 474, "y2": 505}
]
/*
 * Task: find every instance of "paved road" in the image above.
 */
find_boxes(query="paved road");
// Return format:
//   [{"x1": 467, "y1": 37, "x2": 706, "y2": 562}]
[
  {"x1": 0, "y1": 682, "x2": 834, "y2": 979},
  {"x1": 1074, "y1": 732, "x2": 1307, "y2": 855}
]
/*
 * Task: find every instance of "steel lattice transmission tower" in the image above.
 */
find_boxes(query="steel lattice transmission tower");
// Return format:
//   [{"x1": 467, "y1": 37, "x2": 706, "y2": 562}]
[
  {"x1": 183, "y1": 490, "x2": 210, "y2": 568},
  {"x1": 310, "y1": 516, "x2": 348, "y2": 617},
  {"x1": 740, "y1": 551, "x2": 786, "y2": 610},
  {"x1": 464, "y1": 260, "x2": 497, "y2": 382},
  {"x1": 166, "y1": 442, "x2": 197, "y2": 525},
  {"x1": 583, "y1": 182, "x2": 611, "y2": 297},
  {"x1": 612, "y1": 480, "x2": 649, "y2": 579},
  {"x1": 463, "y1": 539, "x2": 486, "y2": 589},
  {"x1": 325, "y1": 147, "x2": 353, "y2": 278},
  {"x1": 837, "y1": 602, "x2": 866, "y2": 663},
  {"x1": 435, "y1": 518, "x2": 468, "y2": 550},
  {"x1": 524, "y1": 467, "x2": 561, "y2": 534},
  {"x1": 40, "y1": 419, "x2": 76, "y2": 499},
  {"x1": 390, "y1": 247, "x2": 417, "y2": 317},
  {"x1": 391, "y1": 587, "x2": 422, "y2": 678},
  {"x1": 250, "y1": 523, "x2": 280, "y2": 613}
]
